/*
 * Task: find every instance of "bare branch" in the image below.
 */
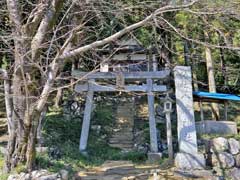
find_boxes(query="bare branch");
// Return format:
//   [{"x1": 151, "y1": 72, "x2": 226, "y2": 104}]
[
  {"x1": 157, "y1": 16, "x2": 240, "y2": 51},
  {"x1": 59, "y1": 0, "x2": 199, "y2": 60},
  {"x1": 31, "y1": 0, "x2": 63, "y2": 60},
  {"x1": 6, "y1": 0, "x2": 22, "y2": 33},
  {"x1": 24, "y1": 0, "x2": 50, "y2": 35}
]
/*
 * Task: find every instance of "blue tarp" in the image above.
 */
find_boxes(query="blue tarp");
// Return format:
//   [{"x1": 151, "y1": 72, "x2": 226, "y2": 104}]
[{"x1": 193, "y1": 91, "x2": 240, "y2": 101}]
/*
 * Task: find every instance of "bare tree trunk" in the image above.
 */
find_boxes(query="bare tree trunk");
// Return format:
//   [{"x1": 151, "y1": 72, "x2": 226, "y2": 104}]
[
  {"x1": 54, "y1": 89, "x2": 63, "y2": 108},
  {"x1": 0, "y1": 69, "x2": 14, "y2": 172},
  {"x1": 184, "y1": 40, "x2": 190, "y2": 66},
  {"x1": 204, "y1": 31, "x2": 220, "y2": 120},
  {"x1": 26, "y1": 111, "x2": 41, "y2": 170},
  {"x1": 219, "y1": 45, "x2": 228, "y2": 88},
  {"x1": 37, "y1": 106, "x2": 47, "y2": 146},
  {"x1": 220, "y1": 48, "x2": 227, "y2": 86},
  {"x1": 190, "y1": 44, "x2": 201, "y2": 111},
  {"x1": 192, "y1": 61, "x2": 199, "y2": 91}
]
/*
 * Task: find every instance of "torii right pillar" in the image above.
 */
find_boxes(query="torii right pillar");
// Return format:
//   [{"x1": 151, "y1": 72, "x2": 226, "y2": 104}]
[{"x1": 174, "y1": 66, "x2": 206, "y2": 170}]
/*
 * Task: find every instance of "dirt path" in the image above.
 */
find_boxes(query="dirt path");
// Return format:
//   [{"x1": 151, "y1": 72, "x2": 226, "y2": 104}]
[{"x1": 74, "y1": 161, "x2": 215, "y2": 180}]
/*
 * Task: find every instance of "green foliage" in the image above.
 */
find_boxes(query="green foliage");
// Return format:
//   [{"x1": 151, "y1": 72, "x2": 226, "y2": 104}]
[
  {"x1": 14, "y1": 163, "x2": 27, "y2": 174},
  {"x1": 93, "y1": 104, "x2": 113, "y2": 126},
  {"x1": 0, "y1": 174, "x2": 9, "y2": 180},
  {"x1": 0, "y1": 154, "x2": 9, "y2": 180},
  {"x1": 175, "y1": 12, "x2": 190, "y2": 28},
  {"x1": 1, "y1": 56, "x2": 8, "y2": 69},
  {"x1": 40, "y1": 108, "x2": 146, "y2": 173},
  {"x1": 36, "y1": 154, "x2": 68, "y2": 173},
  {"x1": 174, "y1": 39, "x2": 184, "y2": 64},
  {"x1": 135, "y1": 28, "x2": 154, "y2": 47},
  {"x1": 110, "y1": 151, "x2": 147, "y2": 163},
  {"x1": 0, "y1": 153, "x2": 4, "y2": 168},
  {"x1": 43, "y1": 112, "x2": 81, "y2": 145}
]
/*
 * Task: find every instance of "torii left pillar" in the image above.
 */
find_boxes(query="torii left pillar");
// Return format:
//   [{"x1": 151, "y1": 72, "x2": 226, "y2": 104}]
[
  {"x1": 147, "y1": 79, "x2": 162, "y2": 162},
  {"x1": 79, "y1": 80, "x2": 94, "y2": 152}
]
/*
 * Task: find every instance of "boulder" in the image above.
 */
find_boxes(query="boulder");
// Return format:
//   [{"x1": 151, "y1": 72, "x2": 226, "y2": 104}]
[
  {"x1": 211, "y1": 137, "x2": 229, "y2": 152},
  {"x1": 0, "y1": 146, "x2": 7, "y2": 155},
  {"x1": 228, "y1": 168, "x2": 240, "y2": 180},
  {"x1": 7, "y1": 175, "x2": 18, "y2": 180},
  {"x1": 7, "y1": 170, "x2": 60, "y2": 180},
  {"x1": 59, "y1": 169, "x2": 69, "y2": 180},
  {"x1": 147, "y1": 153, "x2": 162, "y2": 163},
  {"x1": 235, "y1": 154, "x2": 240, "y2": 167},
  {"x1": 212, "y1": 166, "x2": 225, "y2": 177},
  {"x1": 175, "y1": 153, "x2": 206, "y2": 170},
  {"x1": 37, "y1": 174, "x2": 59, "y2": 180},
  {"x1": 212, "y1": 152, "x2": 235, "y2": 169},
  {"x1": 228, "y1": 138, "x2": 240, "y2": 155}
]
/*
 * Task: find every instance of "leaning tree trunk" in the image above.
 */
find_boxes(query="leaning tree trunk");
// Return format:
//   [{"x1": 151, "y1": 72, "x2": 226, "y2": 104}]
[
  {"x1": 204, "y1": 31, "x2": 220, "y2": 120},
  {"x1": 54, "y1": 88, "x2": 63, "y2": 108},
  {"x1": 25, "y1": 111, "x2": 41, "y2": 170},
  {"x1": 4, "y1": 69, "x2": 42, "y2": 171},
  {"x1": 4, "y1": 0, "x2": 64, "y2": 172}
]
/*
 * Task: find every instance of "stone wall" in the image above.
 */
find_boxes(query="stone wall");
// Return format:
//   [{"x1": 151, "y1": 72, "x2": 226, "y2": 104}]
[{"x1": 201, "y1": 137, "x2": 240, "y2": 179}]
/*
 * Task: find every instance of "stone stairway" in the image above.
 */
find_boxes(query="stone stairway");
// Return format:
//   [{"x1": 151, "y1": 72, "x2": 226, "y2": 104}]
[
  {"x1": 135, "y1": 102, "x2": 149, "y2": 122},
  {"x1": 109, "y1": 102, "x2": 134, "y2": 151}
]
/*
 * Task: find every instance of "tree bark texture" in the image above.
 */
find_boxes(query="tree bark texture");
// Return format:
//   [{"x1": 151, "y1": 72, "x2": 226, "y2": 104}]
[{"x1": 204, "y1": 31, "x2": 220, "y2": 120}]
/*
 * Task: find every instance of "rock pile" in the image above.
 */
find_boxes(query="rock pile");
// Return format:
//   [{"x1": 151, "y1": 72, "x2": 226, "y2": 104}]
[
  {"x1": 7, "y1": 169, "x2": 69, "y2": 180},
  {"x1": 205, "y1": 137, "x2": 240, "y2": 179}
]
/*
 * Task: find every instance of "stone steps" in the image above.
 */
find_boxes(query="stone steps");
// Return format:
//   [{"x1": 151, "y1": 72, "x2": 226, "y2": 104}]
[
  {"x1": 111, "y1": 131, "x2": 133, "y2": 136},
  {"x1": 110, "y1": 139, "x2": 133, "y2": 143},
  {"x1": 109, "y1": 144, "x2": 133, "y2": 150},
  {"x1": 113, "y1": 126, "x2": 133, "y2": 130},
  {"x1": 109, "y1": 102, "x2": 134, "y2": 151},
  {"x1": 109, "y1": 137, "x2": 133, "y2": 142}
]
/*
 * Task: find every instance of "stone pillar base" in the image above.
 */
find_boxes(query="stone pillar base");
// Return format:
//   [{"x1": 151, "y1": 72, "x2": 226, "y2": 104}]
[
  {"x1": 147, "y1": 152, "x2": 162, "y2": 163},
  {"x1": 175, "y1": 153, "x2": 206, "y2": 170},
  {"x1": 80, "y1": 150, "x2": 88, "y2": 156}
]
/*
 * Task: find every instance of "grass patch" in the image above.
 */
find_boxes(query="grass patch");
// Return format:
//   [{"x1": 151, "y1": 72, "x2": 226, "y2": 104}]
[
  {"x1": 0, "y1": 153, "x2": 9, "y2": 180},
  {"x1": 39, "y1": 107, "x2": 147, "y2": 173},
  {"x1": 0, "y1": 174, "x2": 9, "y2": 180},
  {"x1": 0, "y1": 153, "x2": 4, "y2": 170}
]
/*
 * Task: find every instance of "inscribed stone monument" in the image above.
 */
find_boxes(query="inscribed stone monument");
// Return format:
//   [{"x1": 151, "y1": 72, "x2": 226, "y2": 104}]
[{"x1": 174, "y1": 66, "x2": 205, "y2": 170}]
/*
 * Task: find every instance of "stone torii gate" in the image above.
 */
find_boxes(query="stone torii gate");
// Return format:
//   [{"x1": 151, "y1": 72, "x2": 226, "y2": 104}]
[{"x1": 72, "y1": 70, "x2": 170, "y2": 154}]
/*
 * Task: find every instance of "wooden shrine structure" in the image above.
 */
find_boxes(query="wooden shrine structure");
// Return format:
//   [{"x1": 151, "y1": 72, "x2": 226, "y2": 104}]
[{"x1": 73, "y1": 39, "x2": 170, "y2": 153}]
